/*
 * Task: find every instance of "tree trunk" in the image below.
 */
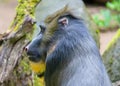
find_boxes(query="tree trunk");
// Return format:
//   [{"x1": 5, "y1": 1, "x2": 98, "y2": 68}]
[
  {"x1": 0, "y1": 16, "x2": 35, "y2": 86},
  {"x1": 102, "y1": 29, "x2": 120, "y2": 83},
  {"x1": 0, "y1": 0, "x2": 40, "y2": 85}
]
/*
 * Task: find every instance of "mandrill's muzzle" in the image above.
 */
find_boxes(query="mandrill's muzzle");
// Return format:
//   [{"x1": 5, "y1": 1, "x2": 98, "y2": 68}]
[{"x1": 24, "y1": 42, "x2": 46, "y2": 77}]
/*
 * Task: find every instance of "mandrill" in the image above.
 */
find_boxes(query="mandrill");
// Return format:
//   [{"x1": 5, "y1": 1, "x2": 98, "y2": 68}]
[{"x1": 25, "y1": 14, "x2": 112, "y2": 86}]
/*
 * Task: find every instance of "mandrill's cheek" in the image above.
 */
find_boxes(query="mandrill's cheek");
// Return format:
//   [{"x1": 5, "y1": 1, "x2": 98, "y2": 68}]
[
  {"x1": 29, "y1": 60, "x2": 46, "y2": 74},
  {"x1": 47, "y1": 43, "x2": 57, "y2": 57}
]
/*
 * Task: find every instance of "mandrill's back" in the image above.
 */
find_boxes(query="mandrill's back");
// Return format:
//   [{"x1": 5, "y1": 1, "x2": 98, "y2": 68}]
[{"x1": 45, "y1": 17, "x2": 112, "y2": 86}]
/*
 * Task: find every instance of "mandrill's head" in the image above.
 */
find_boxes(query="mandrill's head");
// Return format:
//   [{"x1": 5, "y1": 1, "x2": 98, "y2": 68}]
[{"x1": 25, "y1": 14, "x2": 74, "y2": 76}]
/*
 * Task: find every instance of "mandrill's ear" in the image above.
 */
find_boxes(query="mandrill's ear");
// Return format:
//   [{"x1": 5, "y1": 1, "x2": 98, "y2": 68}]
[{"x1": 58, "y1": 16, "x2": 68, "y2": 26}]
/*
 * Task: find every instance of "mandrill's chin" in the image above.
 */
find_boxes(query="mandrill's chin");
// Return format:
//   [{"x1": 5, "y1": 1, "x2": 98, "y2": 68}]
[{"x1": 29, "y1": 60, "x2": 46, "y2": 75}]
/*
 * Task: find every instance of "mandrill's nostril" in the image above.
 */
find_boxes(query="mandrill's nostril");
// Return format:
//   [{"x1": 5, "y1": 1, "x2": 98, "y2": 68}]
[
  {"x1": 25, "y1": 47, "x2": 28, "y2": 52},
  {"x1": 23, "y1": 46, "x2": 29, "y2": 52}
]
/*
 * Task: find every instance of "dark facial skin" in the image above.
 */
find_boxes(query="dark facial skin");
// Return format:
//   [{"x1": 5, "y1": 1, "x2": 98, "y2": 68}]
[
  {"x1": 25, "y1": 26, "x2": 46, "y2": 62},
  {"x1": 25, "y1": 14, "x2": 112, "y2": 86}
]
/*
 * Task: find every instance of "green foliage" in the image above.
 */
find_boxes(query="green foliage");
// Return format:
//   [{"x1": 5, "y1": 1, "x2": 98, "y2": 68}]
[
  {"x1": 34, "y1": 75, "x2": 44, "y2": 86},
  {"x1": 112, "y1": 13, "x2": 120, "y2": 24},
  {"x1": 92, "y1": 0, "x2": 120, "y2": 28},
  {"x1": 34, "y1": 75, "x2": 41, "y2": 86},
  {"x1": 11, "y1": 0, "x2": 40, "y2": 32},
  {"x1": 20, "y1": 59, "x2": 31, "y2": 73},
  {"x1": 92, "y1": 10, "x2": 111, "y2": 27},
  {"x1": 106, "y1": 0, "x2": 120, "y2": 12}
]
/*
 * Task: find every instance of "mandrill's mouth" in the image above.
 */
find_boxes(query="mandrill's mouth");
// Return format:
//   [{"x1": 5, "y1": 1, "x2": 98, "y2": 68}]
[
  {"x1": 28, "y1": 55, "x2": 41, "y2": 62},
  {"x1": 27, "y1": 54, "x2": 46, "y2": 77},
  {"x1": 26, "y1": 51, "x2": 41, "y2": 62}
]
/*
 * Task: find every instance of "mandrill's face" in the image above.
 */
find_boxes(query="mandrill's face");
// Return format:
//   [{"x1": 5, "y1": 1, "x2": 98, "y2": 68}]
[{"x1": 25, "y1": 14, "x2": 70, "y2": 75}]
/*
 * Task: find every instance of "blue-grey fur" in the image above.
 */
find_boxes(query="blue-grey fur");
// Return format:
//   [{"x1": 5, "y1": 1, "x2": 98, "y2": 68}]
[
  {"x1": 45, "y1": 15, "x2": 112, "y2": 86},
  {"x1": 26, "y1": 15, "x2": 112, "y2": 86}
]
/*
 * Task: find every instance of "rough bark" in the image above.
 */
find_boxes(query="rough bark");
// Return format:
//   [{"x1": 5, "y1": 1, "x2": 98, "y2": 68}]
[
  {"x1": 102, "y1": 29, "x2": 120, "y2": 83},
  {"x1": 0, "y1": 16, "x2": 34, "y2": 86},
  {"x1": 0, "y1": 0, "x2": 41, "y2": 85}
]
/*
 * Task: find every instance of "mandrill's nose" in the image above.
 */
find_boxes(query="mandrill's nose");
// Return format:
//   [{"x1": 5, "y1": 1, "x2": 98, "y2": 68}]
[
  {"x1": 24, "y1": 46, "x2": 28, "y2": 52},
  {"x1": 24, "y1": 44, "x2": 32, "y2": 55},
  {"x1": 24, "y1": 44, "x2": 38, "y2": 62}
]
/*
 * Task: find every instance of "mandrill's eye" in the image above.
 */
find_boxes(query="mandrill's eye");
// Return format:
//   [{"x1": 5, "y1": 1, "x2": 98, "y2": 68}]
[
  {"x1": 36, "y1": 22, "x2": 46, "y2": 34},
  {"x1": 58, "y1": 17, "x2": 68, "y2": 26},
  {"x1": 39, "y1": 24, "x2": 46, "y2": 33},
  {"x1": 32, "y1": 22, "x2": 46, "y2": 38}
]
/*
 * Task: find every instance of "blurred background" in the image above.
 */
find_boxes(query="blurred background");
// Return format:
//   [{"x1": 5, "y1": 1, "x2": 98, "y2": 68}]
[
  {"x1": 0, "y1": 0, "x2": 17, "y2": 33},
  {"x1": 0, "y1": 0, "x2": 119, "y2": 54}
]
